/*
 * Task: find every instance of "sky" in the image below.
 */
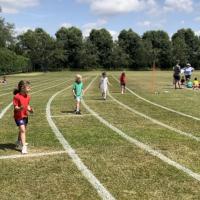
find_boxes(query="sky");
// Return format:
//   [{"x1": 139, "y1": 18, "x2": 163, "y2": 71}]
[{"x1": 0, "y1": 0, "x2": 200, "y2": 39}]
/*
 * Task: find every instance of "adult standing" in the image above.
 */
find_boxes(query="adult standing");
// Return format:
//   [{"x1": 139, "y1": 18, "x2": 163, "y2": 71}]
[
  {"x1": 173, "y1": 64, "x2": 181, "y2": 89},
  {"x1": 183, "y1": 63, "x2": 194, "y2": 80}
]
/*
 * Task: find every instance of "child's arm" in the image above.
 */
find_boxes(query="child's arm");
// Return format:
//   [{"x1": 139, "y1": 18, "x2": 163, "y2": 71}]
[
  {"x1": 14, "y1": 105, "x2": 23, "y2": 111},
  {"x1": 27, "y1": 105, "x2": 34, "y2": 113},
  {"x1": 72, "y1": 89, "x2": 76, "y2": 97}
]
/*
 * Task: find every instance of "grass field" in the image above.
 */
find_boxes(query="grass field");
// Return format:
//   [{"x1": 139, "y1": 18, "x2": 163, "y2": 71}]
[{"x1": 1, "y1": 71, "x2": 200, "y2": 200}]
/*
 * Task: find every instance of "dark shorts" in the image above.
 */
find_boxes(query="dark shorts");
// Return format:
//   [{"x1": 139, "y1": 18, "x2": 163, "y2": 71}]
[
  {"x1": 15, "y1": 118, "x2": 28, "y2": 126},
  {"x1": 173, "y1": 75, "x2": 180, "y2": 81},
  {"x1": 185, "y1": 75, "x2": 191, "y2": 80},
  {"x1": 120, "y1": 83, "x2": 126, "y2": 87}
]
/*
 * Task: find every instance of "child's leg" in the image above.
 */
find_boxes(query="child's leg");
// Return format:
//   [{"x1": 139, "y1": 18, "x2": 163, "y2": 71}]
[
  {"x1": 76, "y1": 101, "x2": 80, "y2": 111},
  {"x1": 19, "y1": 125, "x2": 26, "y2": 146}
]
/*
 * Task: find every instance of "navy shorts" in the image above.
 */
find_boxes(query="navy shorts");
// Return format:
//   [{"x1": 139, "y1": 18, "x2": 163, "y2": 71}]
[{"x1": 15, "y1": 118, "x2": 28, "y2": 126}]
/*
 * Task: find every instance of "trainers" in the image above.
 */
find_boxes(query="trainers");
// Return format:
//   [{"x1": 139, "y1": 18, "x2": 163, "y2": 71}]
[
  {"x1": 21, "y1": 145, "x2": 28, "y2": 154},
  {"x1": 75, "y1": 111, "x2": 81, "y2": 115}
]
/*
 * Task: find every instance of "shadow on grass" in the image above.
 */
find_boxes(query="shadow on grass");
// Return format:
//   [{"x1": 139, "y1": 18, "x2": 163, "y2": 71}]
[
  {"x1": 61, "y1": 110, "x2": 75, "y2": 114},
  {"x1": 0, "y1": 143, "x2": 20, "y2": 152}
]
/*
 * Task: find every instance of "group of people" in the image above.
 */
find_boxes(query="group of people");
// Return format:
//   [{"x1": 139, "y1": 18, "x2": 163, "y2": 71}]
[
  {"x1": 12, "y1": 72, "x2": 127, "y2": 154},
  {"x1": 173, "y1": 63, "x2": 199, "y2": 89}
]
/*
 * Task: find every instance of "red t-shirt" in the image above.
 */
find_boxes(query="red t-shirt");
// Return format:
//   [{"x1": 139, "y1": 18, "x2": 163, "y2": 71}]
[
  {"x1": 120, "y1": 75, "x2": 126, "y2": 84},
  {"x1": 13, "y1": 93, "x2": 30, "y2": 120}
]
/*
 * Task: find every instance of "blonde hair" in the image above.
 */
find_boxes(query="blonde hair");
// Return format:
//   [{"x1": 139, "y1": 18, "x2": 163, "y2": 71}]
[{"x1": 75, "y1": 74, "x2": 82, "y2": 82}]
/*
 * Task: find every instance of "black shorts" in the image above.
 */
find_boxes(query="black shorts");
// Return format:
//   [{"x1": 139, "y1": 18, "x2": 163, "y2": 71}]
[
  {"x1": 15, "y1": 117, "x2": 28, "y2": 126},
  {"x1": 185, "y1": 75, "x2": 191, "y2": 80},
  {"x1": 173, "y1": 75, "x2": 180, "y2": 81},
  {"x1": 121, "y1": 83, "x2": 126, "y2": 87}
]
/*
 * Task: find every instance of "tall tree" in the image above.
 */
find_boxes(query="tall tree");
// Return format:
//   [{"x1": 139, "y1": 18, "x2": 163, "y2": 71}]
[
  {"x1": 17, "y1": 28, "x2": 55, "y2": 71},
  {"x1": 89, "y1": 28, "x2": 113, "y2": 68},
  {"x1": 0, "y1": 17, "x2": 14, "y2": 48},
  {"x1": 56, "y1": 26, "x2": 83, "y2": 69},
  {"x1": 172, "y1": 28, "x2": 200, "y2": 68},
  {"x1": 142, "y1": 30, "x2": 172, "y2": 69},
  {"x1": 118, "y1": 29, "x2": 143, "y2": 69}
]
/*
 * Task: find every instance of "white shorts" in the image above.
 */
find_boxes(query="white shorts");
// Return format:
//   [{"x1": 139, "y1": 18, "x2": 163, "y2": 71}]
[{"x1": 76, "y1": 96, "x2": 81, "y2": 102}]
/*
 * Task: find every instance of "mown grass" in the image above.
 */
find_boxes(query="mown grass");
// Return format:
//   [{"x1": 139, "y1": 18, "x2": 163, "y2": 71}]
[{"x1": 1, "y1": 71, "x2": 200, "y2": 199}]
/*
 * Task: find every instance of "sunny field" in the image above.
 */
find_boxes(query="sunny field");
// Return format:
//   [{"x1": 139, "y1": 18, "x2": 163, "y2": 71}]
[{"x1": 1, "y1": 71, "x2": 200, "y2": 200}]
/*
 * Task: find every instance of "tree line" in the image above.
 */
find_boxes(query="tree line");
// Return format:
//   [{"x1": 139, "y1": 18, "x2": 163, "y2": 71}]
[{"x1": 1, "y1": 17, "x2": 200, "y2": 74}]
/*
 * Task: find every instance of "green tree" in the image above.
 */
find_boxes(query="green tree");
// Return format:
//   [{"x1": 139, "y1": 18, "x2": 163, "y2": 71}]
[
  {"x1": 0, "y1": 17, "x2": 14, "y2": 48},
  {"x1": 118, "y1": 29, "x2": 143, "y2": 69},
  {"x1": 56, "y1": 26, "x2": 83, "y2": 69},
  {"x1": 89, "y1": 29, "x2": 113, "y2": 68},
  {"x1": 17, "y1": 28, "x2": 55, "y2": 71},
  {"x1": 142, "y1": 30, "x2": 172, "y2": 69}
]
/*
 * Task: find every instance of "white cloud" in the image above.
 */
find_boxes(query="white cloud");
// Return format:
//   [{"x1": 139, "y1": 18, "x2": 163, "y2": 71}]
[
  {"x1": 138, "y1": 20, "x2": 152, "y2": 27},
  {"x1": 164, "y1": 0, "x2": 193, "y2": 13},
  {"x1": 61, "y1": 23, "x2": 73, "y2": 28},
  {"x1": 15, "y1": 26, "x2": 34, "y2": 36},
  {"x1": 78, "y1": 0, "x2": 157, "y2": 16},
  {"x1": 108, "y1": 30, "x2": 119, "y2": 40},
  {"x1": 195, "y1": 30, "x2": 200, "y2": 36},
  {"x1": 0, "y1": 0, "x2": 40, "y2": 14},
  {"x1": 82, "y1": 19, "x2": 107, "y2": 37}
]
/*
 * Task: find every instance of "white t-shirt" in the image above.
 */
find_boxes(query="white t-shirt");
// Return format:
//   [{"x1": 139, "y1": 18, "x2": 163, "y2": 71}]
[
  {"x1": 184, "y1": 67, "x2": 194, "y2": 76},
  {"x1": 100, "y1": 77, "x2": 108, "y2": 91}
]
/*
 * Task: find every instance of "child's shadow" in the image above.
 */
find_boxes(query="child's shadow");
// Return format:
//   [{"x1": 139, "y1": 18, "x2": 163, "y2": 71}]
[
  {"x1": 0, "y1": 143, "x2": 20, "y2": 152},
  {"x1": 61, "y1": 111, "x2": 75, "y2": 114}
]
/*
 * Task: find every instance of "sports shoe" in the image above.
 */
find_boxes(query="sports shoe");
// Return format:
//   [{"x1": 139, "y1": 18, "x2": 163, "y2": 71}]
[
  {"x1": 75, "y1": 111, "x2": 81, "y2": 115},
  {"x1": 21, "y1": 145, "x2": 28, "y2": 154}
]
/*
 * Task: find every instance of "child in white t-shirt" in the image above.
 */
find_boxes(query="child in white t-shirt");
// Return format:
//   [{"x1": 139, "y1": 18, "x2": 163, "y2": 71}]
[{"x1": 99, "y1": 72, "x2": 109, "y2": 100}]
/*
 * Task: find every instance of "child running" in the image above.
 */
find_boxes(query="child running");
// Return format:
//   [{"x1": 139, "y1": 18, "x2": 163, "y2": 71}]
[
  {"x1": 99, "y1": 72, "x2": 109, "y2": 100},
  {"x1": 72, "y1": 75, "x2": 84, "y2": 115},
  {"x1": 13, "y1": 80, "x2": 33, "y2": 154},
  {"x1": 120, "y1": 72, "x2": 126, "y2": 94}
]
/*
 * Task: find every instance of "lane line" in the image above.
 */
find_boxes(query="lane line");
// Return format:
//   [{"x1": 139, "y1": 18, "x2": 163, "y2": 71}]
[
  {"x1": 112, "y1": 76, "x2": 200, "y2": 121},
  {"x1": 108, "y1": 92, "x2": 200, "y2": 142},
  {"x1": 82, "y1": 101, "x2": 200, "y2": 182},
  {"x1": 51, "y1": 114, "x2": 94, "y2": 118},
  {"x1": 46, "y1": 76, "x2": 116, "y2": 200},
  {"x1": 0, "y1": 79, "x2": 72, "y2": 119},
  {"x1": 0, "y1": 151, "x2": 66, "y2": 160}
]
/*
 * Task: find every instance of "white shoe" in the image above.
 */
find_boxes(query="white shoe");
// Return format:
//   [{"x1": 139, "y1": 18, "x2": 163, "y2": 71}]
[{"x1": 21, "y1": 145, "x2": 28, "y2": 154}]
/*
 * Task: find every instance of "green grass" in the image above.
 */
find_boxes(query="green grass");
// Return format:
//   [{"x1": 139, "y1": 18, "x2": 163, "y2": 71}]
[{"x1": 1, "y1": 71, "x2": 200, "y2": 199}]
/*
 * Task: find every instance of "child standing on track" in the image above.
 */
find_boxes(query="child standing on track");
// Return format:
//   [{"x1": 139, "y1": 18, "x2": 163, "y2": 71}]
[
  {"x1": 99, "y1": 72, "x2": 109, "y2": 100},
  {"x1": 120, "y1": 72, "x2": 126, "y2": 94},
  {"x1": 73, "y1": 75, "x2": 84, "y2": 115},
  {"x1": 13, "y1": 80, "x2": 33, "y2": 154}
]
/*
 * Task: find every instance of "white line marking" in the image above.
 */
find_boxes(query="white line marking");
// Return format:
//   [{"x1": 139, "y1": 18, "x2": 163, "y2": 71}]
[
  {"x1": 0, "y1": 79, "x2": 72, "y2": 120},
  {"x1": 0, "y1": 151, "x2": 66, "y2": 160},
  {"x1": 112, "y1": 76, "x2": 200, "y2": 121},
  {"x1": 51, "y1": 114, "x2": 94, "y2": 118},
  {"x1": 46, "y1": 77, "x2": 116, "y2": 200},
  {"x1": 108, "y1": 92, "x2": 200, "y2": 142},
  {"x1": 82, "y1": 100, "x2": 200, "y2": 182},
  {"x1": 0, "y1": 78, "x2": 64, "y2": 97}
]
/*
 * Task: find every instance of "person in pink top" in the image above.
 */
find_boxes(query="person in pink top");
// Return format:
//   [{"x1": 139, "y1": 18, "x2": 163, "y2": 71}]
[{"x1": 13, "y1": 80, "x2": 33, "y2": 154}]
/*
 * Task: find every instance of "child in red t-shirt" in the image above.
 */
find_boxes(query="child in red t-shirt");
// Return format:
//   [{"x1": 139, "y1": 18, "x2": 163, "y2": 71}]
[
  {"x1": 120, "y1": 72, "x2": 126, "y2": 94},
  {"x1": 13, "y1": 80, "x2": 33, "y2": 154}
]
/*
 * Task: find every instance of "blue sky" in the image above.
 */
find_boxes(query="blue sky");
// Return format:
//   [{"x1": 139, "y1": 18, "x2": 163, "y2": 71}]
[{"x1": 0, "y1": 0, "x2": 200, "y2": 39}]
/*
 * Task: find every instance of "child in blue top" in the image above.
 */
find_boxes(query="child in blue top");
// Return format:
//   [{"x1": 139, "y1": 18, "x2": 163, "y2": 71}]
[{"x1": 72, "y1": 75, "x2": 84, "y2": 114}]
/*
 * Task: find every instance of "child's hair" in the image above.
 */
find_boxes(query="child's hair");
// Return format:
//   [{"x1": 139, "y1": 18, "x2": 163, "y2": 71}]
[
  {"x1": 194, "y1": 77, "x2": 197, "y2": 81},
  {"x1": 102, "y1": 72, "x2": 106, "y2": 76},
  {"x1": 13, "y1": 80, "x2": 30, "y2": 95},
  {"x1": 75, "y1": 74, "x2": 82, "y2": 83},
  {"x1": 121, "y1": 72, "x2": 125, "y2": 77}
]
